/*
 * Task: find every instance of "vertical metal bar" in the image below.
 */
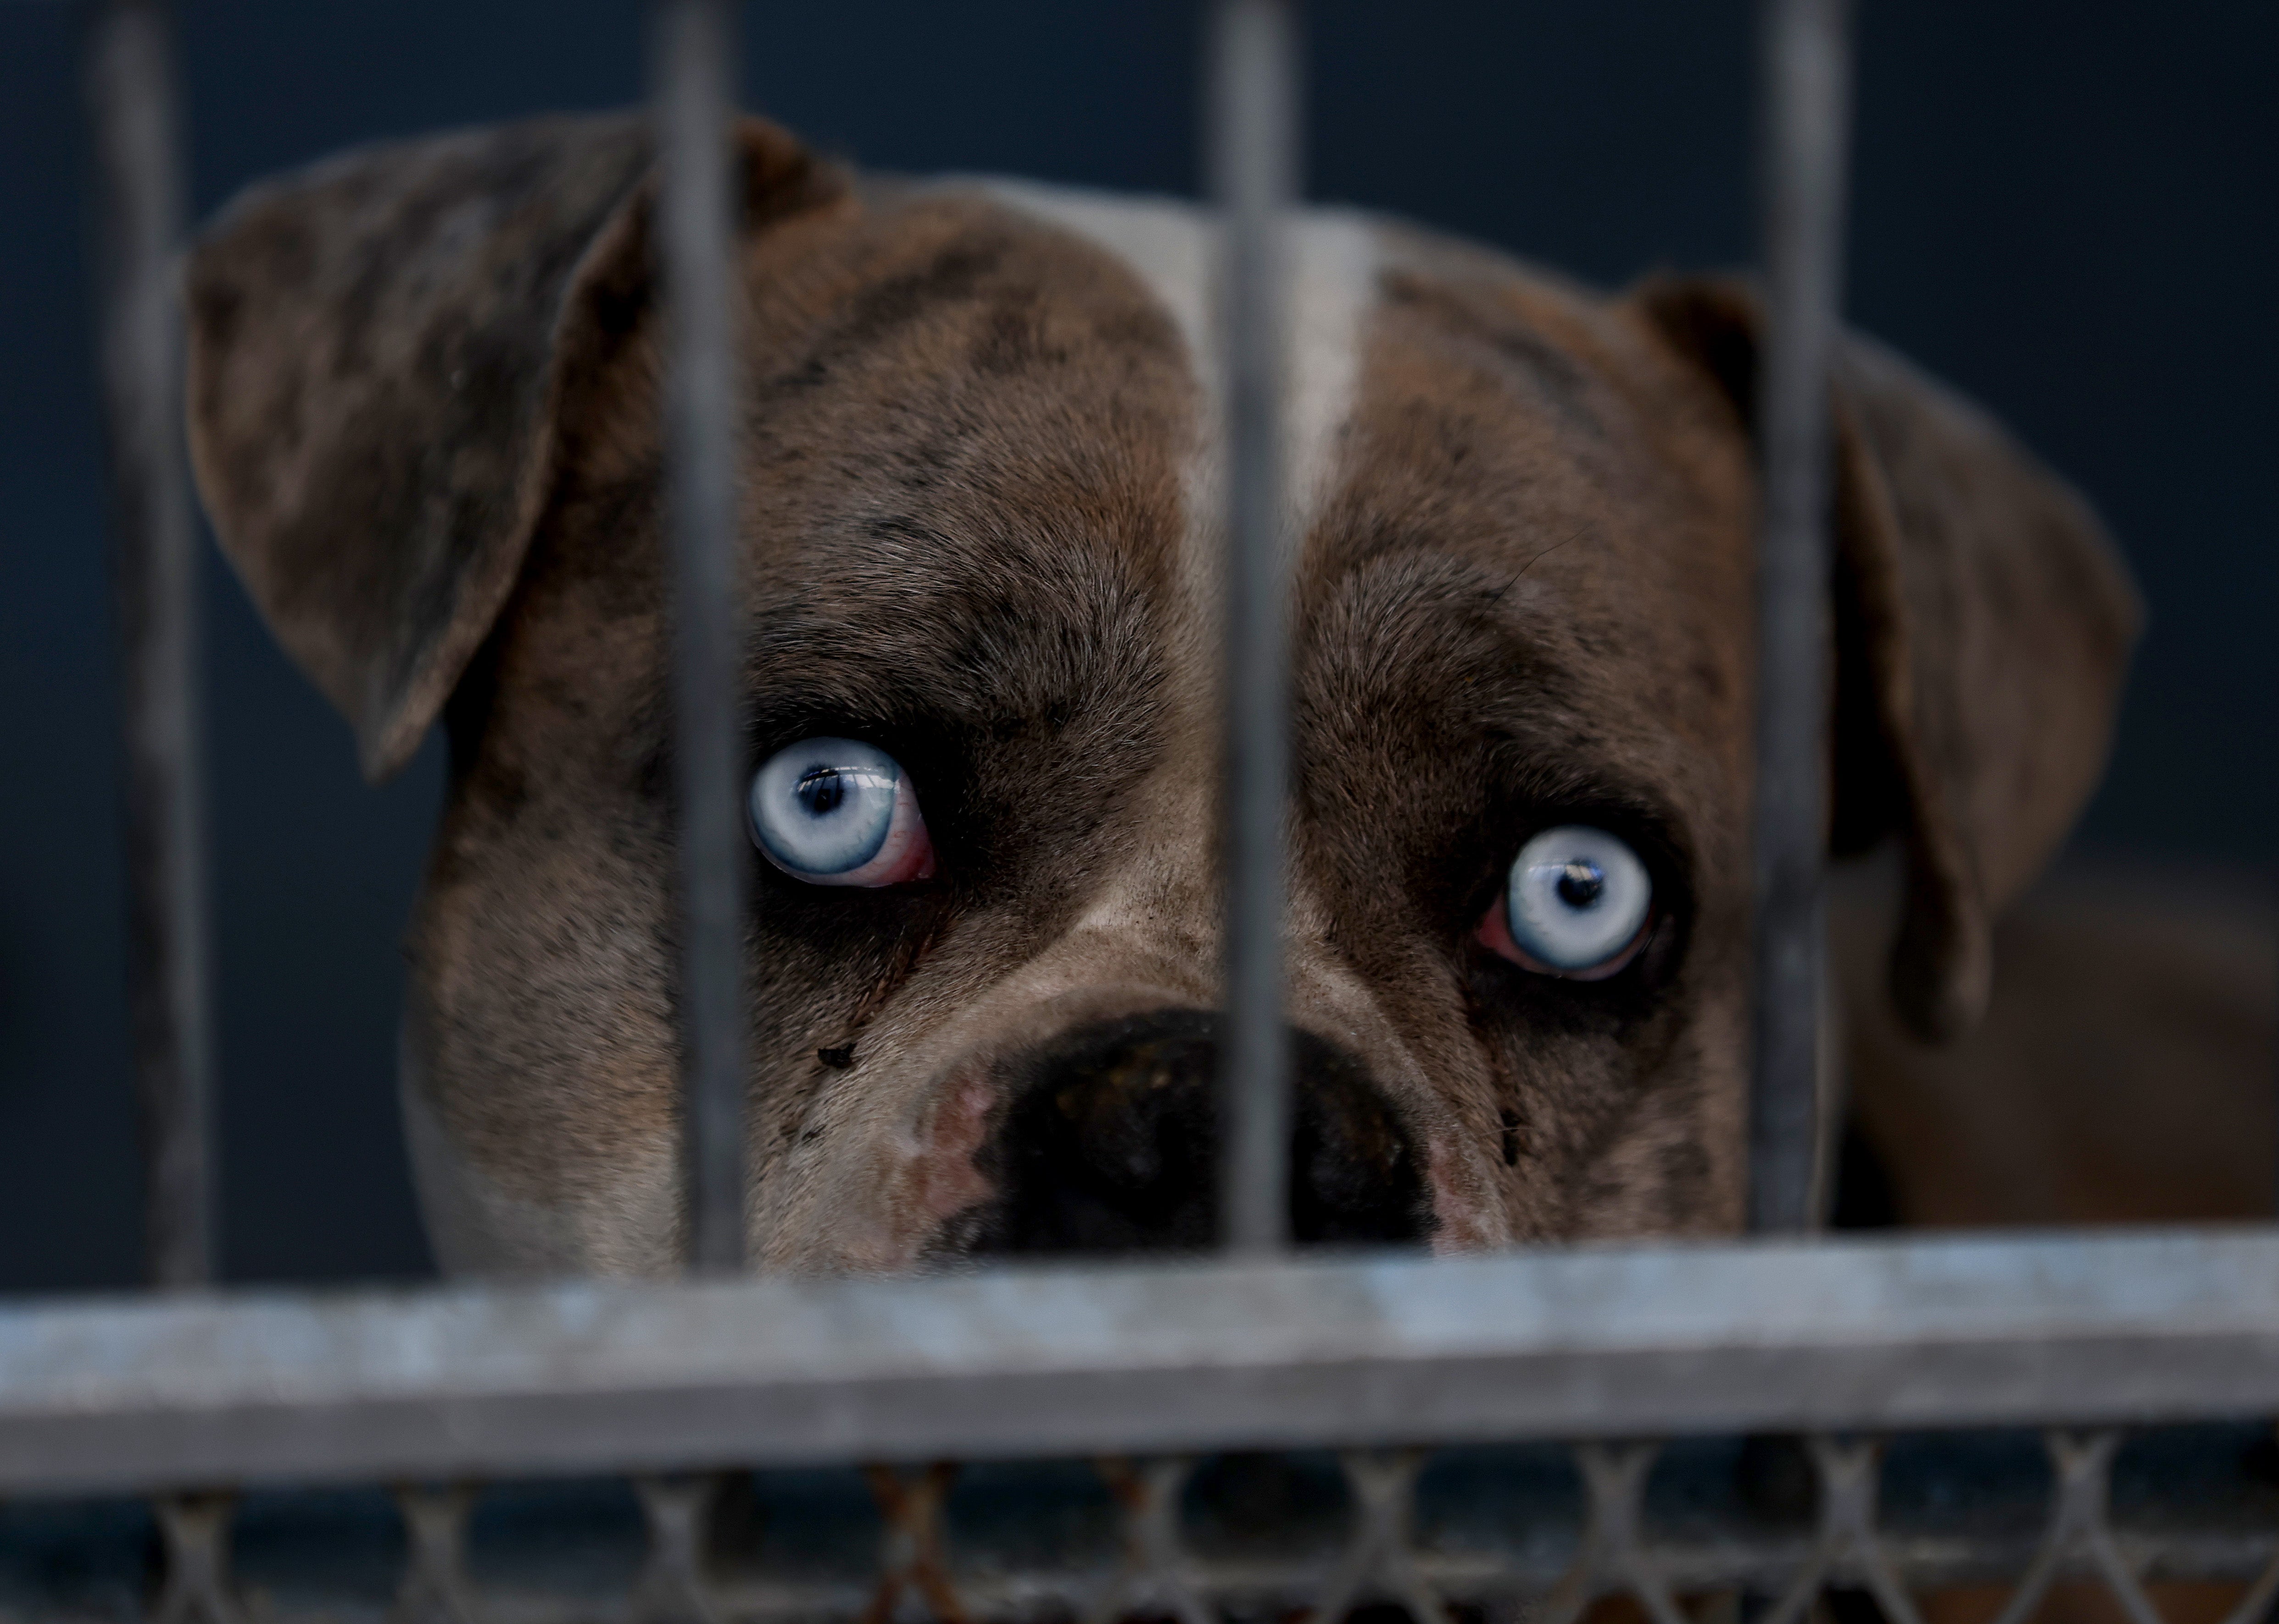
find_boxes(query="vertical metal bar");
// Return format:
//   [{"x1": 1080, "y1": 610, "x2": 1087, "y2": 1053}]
[
  {"x1": 1209, "y1": 0, "x2": 1300, "y2": 1255},
  {"x1": 651, "y1": 0, "x2": 748, "y2": 1272},
  {"x1": 86, "y1": 0, "x2": 214, "y2": 1290},
  {"x1": 1747, "y1": 0, "x2": 1856, "y2": 1234}
]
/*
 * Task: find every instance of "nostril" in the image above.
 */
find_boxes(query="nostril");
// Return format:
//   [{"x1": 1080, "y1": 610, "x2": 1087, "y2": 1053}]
[{"x1": 963, "y1": 1010, "x2": 1432, "y2": 1257}]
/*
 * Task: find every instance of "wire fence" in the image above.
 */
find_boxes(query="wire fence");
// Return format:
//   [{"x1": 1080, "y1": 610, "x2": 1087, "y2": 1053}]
[
  {"x1": 12, "y1": 1426, "x2": 2279, "y2": 1624},
  {"x1": 9, "y1": 1234, "x2": 2279, "y2": 1616},
  {"x1": 14, "y1": 0, "x2": 2272, "y2": 1620}
]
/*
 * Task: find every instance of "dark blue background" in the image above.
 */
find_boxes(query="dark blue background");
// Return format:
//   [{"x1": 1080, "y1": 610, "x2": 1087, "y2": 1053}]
[{"x1": 2, "y1": 2, "x2": 2270, "y2": 1289}]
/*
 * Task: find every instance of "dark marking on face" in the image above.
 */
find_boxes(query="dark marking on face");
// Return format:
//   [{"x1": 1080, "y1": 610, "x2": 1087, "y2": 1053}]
[
  {"x1": 1500, "y1": 1107, "x2": 1527, "y2": 1168},
  {"x1": 1379, "y1": 266, "x2": 1603, "y2": 437}
]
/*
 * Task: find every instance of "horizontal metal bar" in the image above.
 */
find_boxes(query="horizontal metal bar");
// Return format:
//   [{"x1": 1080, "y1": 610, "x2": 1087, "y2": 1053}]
[{"x1": 6, "y1": 1229, "x2": 2279, "y2": 1495}]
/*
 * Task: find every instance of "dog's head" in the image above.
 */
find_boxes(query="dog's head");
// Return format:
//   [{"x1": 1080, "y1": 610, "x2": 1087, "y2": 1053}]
[{"x1": 184, "y1": 116, "x2": 2138, "y2": 1274}]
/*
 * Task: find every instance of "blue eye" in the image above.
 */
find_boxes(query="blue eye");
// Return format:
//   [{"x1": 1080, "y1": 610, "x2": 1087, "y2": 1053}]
[
  {"x1": 747, "y1": 737, "x2": 935, "y2": 887},
  {"x1": 1502, "y1": 825, "x2": 1652, "y2": 975}
]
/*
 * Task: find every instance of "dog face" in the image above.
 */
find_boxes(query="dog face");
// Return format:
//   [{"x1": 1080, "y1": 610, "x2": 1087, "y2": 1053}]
[{"x1": 183, "y1": 117, "x2": 2138, "y2": 1275}]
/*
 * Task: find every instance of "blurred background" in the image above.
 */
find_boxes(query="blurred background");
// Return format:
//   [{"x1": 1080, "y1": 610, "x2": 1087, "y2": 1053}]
[{"x1": 0, "y1": 1, "x2": 2271, "y2": 1288}]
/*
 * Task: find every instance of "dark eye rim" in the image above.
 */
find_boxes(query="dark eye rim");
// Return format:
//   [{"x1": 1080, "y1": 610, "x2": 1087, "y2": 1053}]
[
  {"x1": 743, "y1": 734, "x2": 939, "y2": 888},
  {"x1": 744, "y1": 699, "x2": 1007, "y2": 893},
  {"x1": 1460, "y1": 801, "x2": 1694, "y2": 991}
]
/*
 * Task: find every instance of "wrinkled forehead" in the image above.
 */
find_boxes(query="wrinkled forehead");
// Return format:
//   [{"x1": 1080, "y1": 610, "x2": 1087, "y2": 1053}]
[
  {"x1": 736, "y1": 181, "x2": 1752, "y2": 788},
  {"x1": 729, "y1": 184, "x2": 1201, "y2": 698}
]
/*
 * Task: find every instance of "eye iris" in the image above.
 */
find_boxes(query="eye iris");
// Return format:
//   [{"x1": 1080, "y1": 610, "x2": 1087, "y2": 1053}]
[
  {"x1": 1556, "y1": 859, "x2": 1604, "y2": 910},
  {"x1": 1503, "y1": 824, "x2": 1653, "y2": 974},
  {"x1": 747, "y1": 737, "x2": 906, "y2": 880}
]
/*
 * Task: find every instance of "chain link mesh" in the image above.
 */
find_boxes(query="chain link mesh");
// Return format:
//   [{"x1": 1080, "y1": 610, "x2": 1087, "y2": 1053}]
[{"x1": 9, "y1": 1427, "x2": 2279, "y2": 1624}]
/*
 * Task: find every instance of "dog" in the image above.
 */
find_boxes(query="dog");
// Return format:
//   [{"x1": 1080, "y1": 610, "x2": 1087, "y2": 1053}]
[{"x1": 179, "y1": 113, "x2": 2139, "y2": 1278}]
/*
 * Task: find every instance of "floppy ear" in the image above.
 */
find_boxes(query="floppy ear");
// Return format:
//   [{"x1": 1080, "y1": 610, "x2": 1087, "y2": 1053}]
[
  {"x1": 1633, "y1": 277, "x2": 2142, "y2": 1042},
  {"x1": 184, "y1": 113, "x2": 840, "y2": 781}
]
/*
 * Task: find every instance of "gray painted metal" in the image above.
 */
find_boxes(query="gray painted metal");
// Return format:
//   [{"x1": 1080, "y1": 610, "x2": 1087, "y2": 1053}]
[
  {"x1": 1748, "y1": 0, "x2": 1855, "y2": 1234},
  {"x1": 651, "y1": 0, "x2": 749, "y2": 1274},
  {"x1": 8, "y1": 1229, "x2": 2279, "y2": 1496},
  {"x1": 85, "y1": 0, "x2": 214, "y2": 1291},
  {"x1": 1208, "y1": 0, "x2": 1301, "y2": 1256}
]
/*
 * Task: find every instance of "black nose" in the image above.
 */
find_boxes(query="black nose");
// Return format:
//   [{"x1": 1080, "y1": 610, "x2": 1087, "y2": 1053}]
[{"x1": 964, "y1": 1009, "x2": 1432, "y2": 1256}]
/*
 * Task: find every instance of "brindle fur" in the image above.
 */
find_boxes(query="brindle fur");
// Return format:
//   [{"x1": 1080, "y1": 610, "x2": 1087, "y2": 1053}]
[{"x1": 183, "y1": 115, "x2": 2139, "y2": 1276}]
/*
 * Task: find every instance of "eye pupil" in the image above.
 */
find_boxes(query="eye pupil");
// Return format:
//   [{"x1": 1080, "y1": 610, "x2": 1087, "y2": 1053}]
[
  {"x1": 1556, "y1": 859, "x2": 1605, "y2": 910},
  {"x1": 800, "y1": 769, "x2": 845, "y2": 817}
]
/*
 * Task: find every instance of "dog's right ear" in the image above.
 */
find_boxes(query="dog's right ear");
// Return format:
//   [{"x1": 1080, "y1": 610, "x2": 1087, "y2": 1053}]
[
  {"x1": 184, "y1": 114, "x2": 842, "y2": 781},
  {"x1": 1631, "y1": 276, "x2": 2142, "y2": 1044}
]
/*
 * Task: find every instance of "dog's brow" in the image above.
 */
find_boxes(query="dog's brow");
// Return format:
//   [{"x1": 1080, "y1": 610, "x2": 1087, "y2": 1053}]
[
  {"x1": 737, "y1": 565, "x2": 1165, "y2": 744},
  {"x1": 1297, "y1": 543, "x2": 1697, "y2": 829}
]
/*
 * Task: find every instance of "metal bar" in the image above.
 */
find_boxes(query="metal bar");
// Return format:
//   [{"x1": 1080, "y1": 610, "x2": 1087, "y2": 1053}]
[
  {"x1": 10, "y1": 1228, "x2": 2279, "y2": 1494},
  {"x1": 1747, "y1": 0, "x2": 1856, "y2": 1233},
  {"x1": 85, "y1": 0, "x2": 214, "y2": 1290},
  {"x1": 1208, "y1": 0, "x2": 1300, "y2": 1255},
  {"x1": 650, "y1": 0, "x2": 748, "y2": 1273}
]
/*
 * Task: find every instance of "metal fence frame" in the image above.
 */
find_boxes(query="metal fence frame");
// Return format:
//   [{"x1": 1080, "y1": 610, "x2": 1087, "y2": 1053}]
[
  {"x1": 8, "y1": 1229, "x2": 2279, "y2": 1495},
  {"x1": 25, "y1": 3, "x2": 2274, "y2": 1604}
]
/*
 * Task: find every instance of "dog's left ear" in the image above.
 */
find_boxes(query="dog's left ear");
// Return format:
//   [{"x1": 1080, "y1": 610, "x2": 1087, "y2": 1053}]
[
  {"x1": 1630, "y1": 277, "x2": 2142, "y2": 1042},
  {"x1": 184, "y1": 114, "x2": 842, "y2": 781}
]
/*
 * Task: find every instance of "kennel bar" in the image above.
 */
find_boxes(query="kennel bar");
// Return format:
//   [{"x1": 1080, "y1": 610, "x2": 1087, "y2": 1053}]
[
  {"x1": 86, "y1": 0, "x2": 214, "y2": 1291},
  {"x1": 653, "y1": 0, "x2": 750, "y2": 1274},
  {"x1": 1749, "y1": 0, "x2": 1856, "y2": 1234},
  {"x1": 1210, "y1": 0, "x2": 1301, "y2": 1254},
  {"x1": 5, "y1": 1228, "x2": 2279, "y2": 1493}
]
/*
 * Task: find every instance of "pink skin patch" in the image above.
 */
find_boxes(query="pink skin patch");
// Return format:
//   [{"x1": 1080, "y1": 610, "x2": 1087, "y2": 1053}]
[
  {"x1": 906, "y1": 1076, "x2": 1000, "y2": 1228},
  {"x1": 844, "y1": 1071, "x2": 1001, "y2": 1273}
]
